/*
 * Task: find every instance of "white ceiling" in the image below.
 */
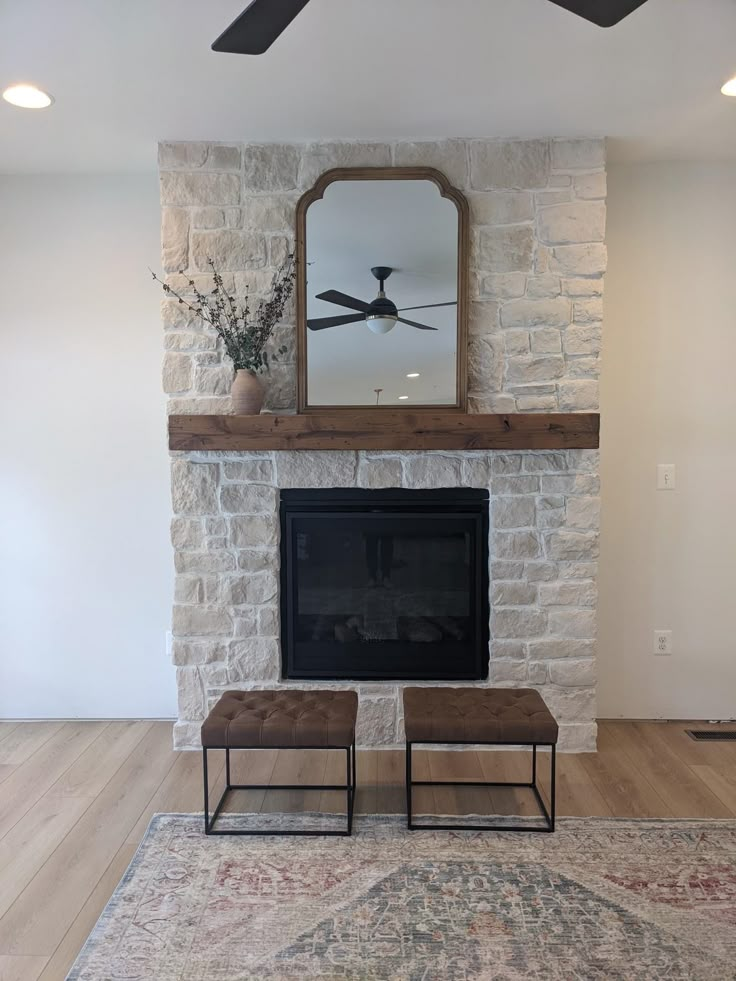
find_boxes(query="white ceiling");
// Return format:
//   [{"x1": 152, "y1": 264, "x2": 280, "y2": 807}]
[{"x1": 1, "y1": 0, "x2": 735, "y2": 174}]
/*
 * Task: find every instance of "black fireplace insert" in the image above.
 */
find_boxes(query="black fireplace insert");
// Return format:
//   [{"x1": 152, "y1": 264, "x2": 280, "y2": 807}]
[{"x1": 279, "y1": 488, "x2": 489, "y2": 680}]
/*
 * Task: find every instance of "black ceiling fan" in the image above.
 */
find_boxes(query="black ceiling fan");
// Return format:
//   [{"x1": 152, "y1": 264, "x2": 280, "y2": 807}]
[
  {"x1": 307, "y1": 267, "x2": 455, "y2": 335},
  {"x1": 212, "y1": 0, "x2": 650, "y2": 55}
]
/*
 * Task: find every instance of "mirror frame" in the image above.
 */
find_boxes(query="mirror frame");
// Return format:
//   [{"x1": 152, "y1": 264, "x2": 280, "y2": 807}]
[{"x1": 295, "y1": 167, "x2": 469, "y2": 414}]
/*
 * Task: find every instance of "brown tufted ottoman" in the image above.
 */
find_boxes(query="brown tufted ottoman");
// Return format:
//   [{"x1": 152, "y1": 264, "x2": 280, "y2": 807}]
[
  {"x1": 403, "y1": 687, "x2": 558, "y2": 833},
  {"x1": 201, "y1": 689, "x2": 358, "y2": 836}
]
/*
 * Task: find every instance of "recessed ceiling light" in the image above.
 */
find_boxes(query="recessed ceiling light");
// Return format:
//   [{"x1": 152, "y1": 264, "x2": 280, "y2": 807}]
[
  {"x1": 721, "y1": 76, "x2": 736, "y2": 97},
  {"x1": 2, "y1": 83, "x2": 54, "y2": 109},
  {"x1": 406, "y1": 372, "x2": 420, "y2": 378},
  {"x1": 398, "y1": 395, "x2": 409, "y2": 400}
]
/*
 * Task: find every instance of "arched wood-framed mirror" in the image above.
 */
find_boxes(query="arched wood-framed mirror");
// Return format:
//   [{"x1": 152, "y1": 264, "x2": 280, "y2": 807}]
[{"x1": 296, "y1": 167, "x2": 469, "y2": 413}]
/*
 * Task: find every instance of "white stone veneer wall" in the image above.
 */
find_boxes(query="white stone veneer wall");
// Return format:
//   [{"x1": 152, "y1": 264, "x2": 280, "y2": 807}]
[{"x1": 160, "y1": 138, "x2": 606, "y2": 751}]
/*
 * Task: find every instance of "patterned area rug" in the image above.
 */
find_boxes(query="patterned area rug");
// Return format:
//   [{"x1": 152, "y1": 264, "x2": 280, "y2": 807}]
[{"x1": 68, "y1": 814, "x2": 736, "y2": 980}]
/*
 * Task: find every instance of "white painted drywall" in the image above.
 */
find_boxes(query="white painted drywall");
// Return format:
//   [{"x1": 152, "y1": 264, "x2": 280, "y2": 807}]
[
  {"x1": 0, "y1": 175, "x2": 175, "y2": 718},
  {"x1": 598, "y1": 162, "x2": 736, "y2": 720}
]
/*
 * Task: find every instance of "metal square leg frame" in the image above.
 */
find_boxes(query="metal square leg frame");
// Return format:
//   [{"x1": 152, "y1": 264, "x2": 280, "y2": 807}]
[
  {"x1": 406, "y1": 741, "x2": 556, "y2": 833},
  {"x1": 203, "y1": 742, "x2": 356, "y2": 836}
]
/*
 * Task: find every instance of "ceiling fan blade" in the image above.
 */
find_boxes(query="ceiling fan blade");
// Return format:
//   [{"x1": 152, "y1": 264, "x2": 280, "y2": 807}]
[
  {"x1": 397, "y1": 301, "x2": 457, "y2": 313},
  {"x1": 398, "y1": 318, "x2": 438, "y2": 332},
  {"x1": 314, "y1": 290, "x2": 371, "y2": 313},
  {"x1": 307, "y1": 313, "x2": 365, "y2": 331},
  {"x1": 547, "y1": 0, "x2": 648, "y2": 27},
  {"x1": 212, "y1": 0, "x2": 311, "y2": 54}
]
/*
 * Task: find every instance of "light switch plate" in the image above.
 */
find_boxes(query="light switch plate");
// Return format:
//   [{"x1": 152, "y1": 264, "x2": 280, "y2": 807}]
[{"x1": 657, "y1": 464, "x2": 676, "y2": 490}]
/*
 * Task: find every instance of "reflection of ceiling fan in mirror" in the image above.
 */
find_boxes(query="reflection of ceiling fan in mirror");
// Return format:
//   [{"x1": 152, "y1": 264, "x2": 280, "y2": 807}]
[
  {"x1": 212, "y1": 1, "x2": 650, "y2": 54},
  {"x1": 307, "y1": 267, "x2": 456, "y2": 335}
]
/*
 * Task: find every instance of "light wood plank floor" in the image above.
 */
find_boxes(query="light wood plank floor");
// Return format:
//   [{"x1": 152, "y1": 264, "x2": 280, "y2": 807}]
[{"x1": 0, "y1": 719, "x2": 734, "y2": 980}]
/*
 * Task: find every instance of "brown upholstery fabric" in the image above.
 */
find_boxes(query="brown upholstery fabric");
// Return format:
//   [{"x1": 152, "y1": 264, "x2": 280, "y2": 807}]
[
  {"x1": 403, "y1": 687, "x2": 558, "y2": 744},
  {"x1": 201, "y1": 690, "x2": 358, "y2": 749}
]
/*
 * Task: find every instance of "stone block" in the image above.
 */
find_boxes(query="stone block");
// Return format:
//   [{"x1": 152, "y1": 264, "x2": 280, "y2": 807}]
[
  {"x1": 491, "y1": 561, "x2": 525, "y2": 580},
  {"x1": 468, "y1": 336, "x2": 503, "y2": 392},
  {"x1": 171, "y1": 460, "x2": 219, "y2": 514},
  {"x1": 558, "y1": 380, "x2": 599, "y2": 411},
  {"x1": 192, "y1": 207, "x2": 225, "y2": 229},
  {"x1": 573, "y1": 298, "x2": 604, "y2": 323},
  {"x1": 276, "y1": 450, "x2": 357, "y2": 488},
  {"x1": 357, "y1": 698, "x2": 398, "y2": 746},
  {"x1": 225, "y1": 572, "x2": 278, "y2": 606},
  {"x1": 173, "y1": 721, "x2": 203, "y2": 749},
  {"x1": 257, "y1": 606, "x2": 280, "y2": 637},
  {"x1": 191, "y1": 230, "x2": 266, "y2": 272},
  {"x1": 548, "y1": 610, "x2": 597, "y2": 639},
  {"x1": 160, "y1": 172, "x2": 240, "y2": 207},
  {"x1": 237, "y1": 550, "x2": 278, "y2": 573},
  {"x1": 300, "y1": 142, "x2": 392, "y2": 187},
  {"x1": 538, "y1": 581, "x2": 596, "y2": 607},
  {"x1": 470, "y1": 140, "x2": 550, "y2": 190},
  {"x1": 546, "y1": 530, "x2": 599, "y2": 560},
  {"x1": 538, "y1": 202, "x2": 606, "y2": 245},
  {"x1": 515, "y1": 395, "x2": 558, "y2": 412},
  {"x1": 527, "y1": 639, "x2": 595, "y2": 660},
  {"x1": 557, "y1": 722, "x2": 597, "y2": 753},
  {"x1": 357, "y1": 457, "x2": 403, "y2": 488},
  {"x1": 469, "y1": 301, "x2": 500, "y2": 336},
  {"x1": 394, "y1": 140, "x2": 469, "y2": 188},
  {"x1": 494, "y1": 531, "x2": 542, "y2": 560},
  {"x1": 477, "y1": 225, "x2": 534, "y2": 274},
  {"x1": 243, "y1": 144, "x2": 300, "y2": 191},
  {"x1": 176, "y1": 667, "x2": 205, "y2": 720},
  {"x1": 575, "y1": 173, "x2": 607, "y2": 199},
  {"x1": 195, "y1": 365, "x2": 233, "y2": 396},
  {"x1": 263, "y1": 363, "x2": 297, "y2": 412},
  {"x1": 506, "y1": 356, "x2": 565, "y2": 384},
  {"x1": 241, "y1": 195, "x2": 299, "y2": 232},
  {"x1": 501, "y1": 297, "x2": 571, "y2": 328},
  {"x1": 493, "y1": 497, "x2": 536, "y2": 529},
  {"x1": 492, "y1": 582, "x2": 537, "y2": 606},
  {"x1": 525, "y1": 275, "x2": 561, "y2": 299},
  {"x1": 542, "y1": 687, "x2": 596, "y2": 724},
  {"x1": 527, "y1": 662, "x2": 548, "y2": 684},
  {"x1": 162, "y1": 352, "x2": 193, "y2": 394},
  {"x1": 550, "y1": 244, "x2": 607, "y2": 276},
  {"x1": 172, "y1": 639, "x2": 227, "y2": 667},
  {"x1": 220, "y1": 484, "x2": 278, "y2": 514},
  {"x1": 161, "y1": 208, "x2": 189, "y2": 272},
  {"x1": 159, "y1": 142, "x2": 241, "y2": 171},
  {"x1": 548, "y1": 659, "x2": 596, "y2": 687},
  {"x1": 462, "y1": 456, "x2": 492, "y2": 488},
  {"x1": 174, "y1": 551, "x2": 236, "y2": 574},
  {"x1": 492, "y1": 641, "x2": 526, "y2": 660},
  {"x1": 530, "y1": 328, "x2": 562, "y2": 355},
  {"x1": 504, "y1": 330, "x2": 530, "y2": 356},
  {"x1": 164, "y1": 331, "x2": 218, "y2": 352},
  {"x1": 223, "y1": 459, "x2": 274, "y2": 483},
  {"x1": 468, "y1": 191, "x2": 534, "y2": 225},
  {"x1": 170, "y1": 517, "x2": 204, "y2": 549},
  {"x1": 541, "y1": 474, "x2": 600, "y2": 495},
  {"x1": 522, "y1": 452, "x2": 569, "y2": 473},
  {"x1": 228, "y1": 638, "x2": 280, "y2": 682},
  {"x1": 562, "y1": 277, "x2": 604, "y2": 298},
  {"x1": 566, "y1": 496, "x2": 601, "y2": 528},
  {"x1": 404, "y1": 455, "x2": 463, "y2": 489},
  {"x1": 551, "y1": 139, "x2": 605, "y2": 171},
  {"x1": 172, "y1": 606, "x2": 233, "y2": 637},
  {"x1": 230, "y1": 515, "x2": 279, "y2": 548},
  {"x1": 493, "y1": 608, "x2": 547, "y2": 639},
  {"x1": 490, "y1": 660, "x2": 528, "y2": 684},
  {"x1": 478, "y1": 273, "x2": 526, "y2": 300},
  {"x1": 567, "y1": 358, "x2": 601, "y2": 380},
  {"x1": 563, "y1": 325, "x2": 601, "y2": 356},
  {"x1": 491, "y1": 475, "x2": 539, "y2": 495},
  {"x1": 492, "y1": 454, "x2": 523, "y2": 475}
]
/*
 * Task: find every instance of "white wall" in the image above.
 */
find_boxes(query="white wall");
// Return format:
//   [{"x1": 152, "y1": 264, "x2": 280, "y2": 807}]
[
  {"x1": 599, "y1": 162, "x2": 736, "y2": 719},
  {"x1": 0, "y1": 175, "x2": 175, "y2": 718}
]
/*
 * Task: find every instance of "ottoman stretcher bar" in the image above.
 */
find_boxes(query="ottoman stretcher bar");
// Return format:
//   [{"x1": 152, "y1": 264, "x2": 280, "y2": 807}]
[{"x1": 201, "y1": 690, "x2": 358, "y2": 836}]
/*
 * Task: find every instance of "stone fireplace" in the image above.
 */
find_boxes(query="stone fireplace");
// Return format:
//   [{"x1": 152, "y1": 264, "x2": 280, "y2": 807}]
[{"x1": 161, "y1": 138, "x2": 606, "y2": 752}]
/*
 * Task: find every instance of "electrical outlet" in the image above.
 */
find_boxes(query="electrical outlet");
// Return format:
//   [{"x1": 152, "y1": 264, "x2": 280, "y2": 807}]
[
  {"x1": 657, "y1": 464, "x2": 676, "y2": 490},
  {"x1": 654, "y1": 630, "x2": 673, "y2": 656}
]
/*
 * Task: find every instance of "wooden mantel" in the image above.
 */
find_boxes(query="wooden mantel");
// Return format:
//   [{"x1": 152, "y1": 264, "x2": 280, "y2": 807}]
[{"x1": 168, "y1": 412, "x2": 599, "y2": 452}]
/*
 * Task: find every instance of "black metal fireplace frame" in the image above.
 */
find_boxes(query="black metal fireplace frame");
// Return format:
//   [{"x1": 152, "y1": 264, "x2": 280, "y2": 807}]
[{"x1": 279, "y1": 488, "x2": 490, "y2": 682}]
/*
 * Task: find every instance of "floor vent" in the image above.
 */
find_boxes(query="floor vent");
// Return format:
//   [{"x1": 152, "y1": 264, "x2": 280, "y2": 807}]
[{"x1": 686, "y1": 730, "x2": 736, "y2": 741}]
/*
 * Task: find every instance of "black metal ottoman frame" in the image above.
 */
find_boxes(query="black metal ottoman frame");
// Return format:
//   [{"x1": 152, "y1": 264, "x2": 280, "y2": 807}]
[
  {"x1": 406, "y1": 740, "x2": 556, "y2": 833},
  {"x1": 203, "y1": 742, "x2": 356, "y2": 836}
]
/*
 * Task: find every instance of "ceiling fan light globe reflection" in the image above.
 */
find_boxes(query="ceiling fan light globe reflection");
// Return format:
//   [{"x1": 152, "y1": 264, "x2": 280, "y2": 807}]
[{"x1": 366, "y1": 314, "x2": 397, "y2": 335}]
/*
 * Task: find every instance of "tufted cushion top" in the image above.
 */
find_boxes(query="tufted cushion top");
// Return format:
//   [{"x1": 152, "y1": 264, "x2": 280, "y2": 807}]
[
  {"x1": 403, "y1": 687, "x2": 558, "y2": 745},
  {"x1": 201, "y1": 689, "x2": 358, "y2": 749}
]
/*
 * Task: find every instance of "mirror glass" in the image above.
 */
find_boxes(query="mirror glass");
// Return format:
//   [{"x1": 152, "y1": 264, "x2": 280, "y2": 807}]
[{"x1": 302, "y1": 177, "x2": 463, "y2": 408}]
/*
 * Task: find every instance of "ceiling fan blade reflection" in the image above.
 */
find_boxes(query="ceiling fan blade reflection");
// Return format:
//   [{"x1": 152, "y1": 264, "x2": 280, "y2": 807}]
[
  {"x1": 546, "y1": 0, "x2": 648, "y2": 27},
  {"x1": 314, "y1": 289, "x2": 371, "y2": 313},
  {"x1": 397, "y1": 318, "x2": 438, "y2": 331},
  {"x1": 397, "y1": 301, "x2": 457, "y2": 313},
  {"x1": 307, "y1": 313, "x2": 365, "y2": 331},
  {"x1": 212, "y1": 0, "x2": 311, "y2": 54}
]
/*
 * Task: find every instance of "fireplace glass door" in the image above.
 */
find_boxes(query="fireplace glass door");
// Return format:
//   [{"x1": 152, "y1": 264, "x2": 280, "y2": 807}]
[{"x1": 280, "y1": 490, "x2": 489, "y2": 680}]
